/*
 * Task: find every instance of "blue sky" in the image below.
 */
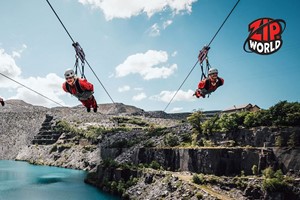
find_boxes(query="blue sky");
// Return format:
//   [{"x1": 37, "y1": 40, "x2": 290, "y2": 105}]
[{"x1": 0, "y1": 0, "x2": 299, "y2": 113}]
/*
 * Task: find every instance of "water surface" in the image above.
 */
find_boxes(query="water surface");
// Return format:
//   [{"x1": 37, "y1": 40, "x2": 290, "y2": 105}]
[{"x1": 0, "y1": 160, "x2": 119, "y2": 200}]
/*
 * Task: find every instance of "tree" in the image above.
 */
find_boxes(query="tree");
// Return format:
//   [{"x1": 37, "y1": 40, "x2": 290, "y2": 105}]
[
  {"x1": 187, "y1": 110, "x2": 205, "y2": 135},
  {"x1": 218, "y1": 113, "x2": 239, "y2": 132},
  {"x1": 243, "y1": 110, "x2": 272, "y2": 128},
  {"x1": 262, "y1": 167, "x2": 287, "y2": 192},
  {"x1": 269, "y1": 101, "x2": 300, "y2": 126},
  {"x1": 201, "y1": 114, "x2": 220, "y2": 135}
]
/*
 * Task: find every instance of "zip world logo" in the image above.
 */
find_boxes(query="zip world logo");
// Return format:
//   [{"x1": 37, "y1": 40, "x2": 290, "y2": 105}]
[{"x1": 243, "y1": 18, "x2": 286, "y2": 55}]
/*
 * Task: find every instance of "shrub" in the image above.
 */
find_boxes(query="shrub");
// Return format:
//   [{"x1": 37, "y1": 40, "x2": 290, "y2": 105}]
[
  {"x1": 149, "y1": 160, "x2": 161, "y2": 170},
  {"x1": 287, "y1": 132, "x2": 297, "y2": 148},
  {"x1": 196, "y1": 192, "x2": 203, "y2": 200},
  {"x1": 181, "y1": 133, "x2": 192, "y2": 143},
  {"x1": 164, "y1": 133, "x2": 179, "y2": 147},
  {"x1": 202, "y1": 139, "x2": 214, "y2": 147},
  {"x1": 192, "y1": 174, "x2": 204, "y2": 184},
  {"x1": 144, "y1": 140, "x2": 155, "y2": 147},
  {"x1": 275, "y1": 135, "x2": 284, "y2": 147},
  {"x1": 83, "y1": 126, "x2": 106, "y2": 142},
  {"x1": 110, "y1": 139, "x2": 136, "y2": 148},
  {"x1": 49, "y1": 145, "x2": 57, "y2": 153},
  {"x1": 262, "y1": 167, "x2": 287, "y2": 192},
  {"x1": 55, "y1": 120, "x2": 82, "y2": 135},
  {"x1": 252, "y1": 165, "x2": 258, "y2": 175},
  {"x1": 147, "y1": 125, "x2": 166, "y2": 136},
  {"x1": 102, "y1": 158, "x2": 119, "y2": 168}
]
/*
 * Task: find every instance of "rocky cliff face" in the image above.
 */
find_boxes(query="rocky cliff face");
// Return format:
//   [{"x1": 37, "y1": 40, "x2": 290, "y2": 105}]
[
  {"x1": 0, "y1": 100, "x2": 47, "y2": 159},
  {"x1": 133, "y1": 147, "x2": 272, "y2": 175},
  {"x1": 1, "y1": 99, "x2": 300, "y2": 200}
]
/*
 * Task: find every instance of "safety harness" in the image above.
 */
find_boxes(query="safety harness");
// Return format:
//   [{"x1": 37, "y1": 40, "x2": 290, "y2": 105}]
[
  {"x1": 72, "y1": 42, "x2": 86, "y2": 79},
  {"x1": 204, "y1": 77, "x2": 223, "y2": 91},
  {"x1": 198, "y1": 45, "x2": 211, "y2": 80},
  {"x1": 196, "y1": 46, "x2": 222, "y2": 98},
  {"x1": 65, "y1": 78, "x2": 94, "y2": 100},
  {"x1": 65, "y1": 78, "x2": 83, "y2": 94}
]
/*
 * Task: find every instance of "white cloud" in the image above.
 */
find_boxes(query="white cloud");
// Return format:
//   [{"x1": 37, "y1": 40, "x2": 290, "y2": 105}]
[
  {"x1": 0, "y1": 48, "x2": 67, "y2": 107},
  {"x1": 78, "y1": 0, "x2": 197, "y2": 20},
  {"x1": 134, "y1": 87, "x2": 143, "y2": 91},
  {"x1": 118, "y1": 85, "x2": 130, "y2": 92},
  {"x1": 163, "y1": 20, "x2": 173, "y2": 29},
  {"x1": 0, "y1": 49, "x2": 22, "y2": 79},
  {"x1": 12, "y1": 51, "x2": 21, "y2": 58},
  {"x1": 12, "y1": 44, "x2": 27, "y2": 58},
  {"x1": 115, "y1": 50, "x2": 177, "y2": 80},
  {"x1": 150, "y1": 89, "x2": 195, "y2": 102},
  {"x1": 171, "y1": 51, "x2": 177, "y2": 57},
  {"x1": 170, "y1": 107, "x2": 183, "y2": 112},
  {"x1": 148, "y1": 23, "x2": 160, "y2": 37},
  {"x1": 132, "y1": 92, "x2": 147, "y2": 101},
  {"x1": 8, "y1": 73, "x2": 66, "y2": 107},
  {"x1": 147, "y1": 20, "x2": 173, "y2": 37}
]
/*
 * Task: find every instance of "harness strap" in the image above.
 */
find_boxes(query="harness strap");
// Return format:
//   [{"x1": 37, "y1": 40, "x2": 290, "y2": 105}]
[
  {"x1": 65, "y1": 79, "x2": 84, "y2": 94},
  {"x1": 72, "y1": 42, "x2": 85, "y2": 63},
  {"x1": 72, "y1": 42, "x2": 86, "y2": 79},
  {"x1": 198, "y1": 46, "x2": 211, "y2": 80},
  {"x1": 198, "y1": 46, "x2": 210, "y2": 64},
  {"x1": 204, "y1": 77, "x2": 223, "y2": 91}
]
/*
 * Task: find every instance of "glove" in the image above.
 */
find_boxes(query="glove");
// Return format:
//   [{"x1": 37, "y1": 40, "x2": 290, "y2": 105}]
[
  {"x1": 193, "y1": 89, "x2": 201, "y2": 98},
  {"x1": 193, "y1": 89, "x2": 205, "y2": 98}
]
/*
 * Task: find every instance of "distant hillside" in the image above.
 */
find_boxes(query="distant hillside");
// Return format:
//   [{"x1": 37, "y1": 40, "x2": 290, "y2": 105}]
[{"x1": 0, "y1": 99, "x2": 184, "y2": 159}]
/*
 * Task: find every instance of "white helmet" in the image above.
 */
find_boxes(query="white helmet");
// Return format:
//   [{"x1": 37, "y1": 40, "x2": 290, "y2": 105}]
[
  {"x1": 64, "y1": 69, "x2": 75, "y2": 78},
  {"x1": 208, "y1": 68, "x2": 218, "y2": 75}
]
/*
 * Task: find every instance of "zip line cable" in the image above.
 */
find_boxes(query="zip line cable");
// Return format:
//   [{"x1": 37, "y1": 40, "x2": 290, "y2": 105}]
[
  {"x1": 46, "y1": 0, "x2": 75, "y2": 43},
  {"x1": 207, "y1": 0, "x2": 240, "y2": 47},
  {"x1": 163, "y1": 0, "x2": 240, "y2": 112},
  {"x1": 0, "y1": 72, "x2": 64, "y2": 107},
  {"x1": 163, "y1": 60, "x2": 199, "y2": 113},
  {"x1": 46, "y1": 0, "x2": 115, "y2": 104}
]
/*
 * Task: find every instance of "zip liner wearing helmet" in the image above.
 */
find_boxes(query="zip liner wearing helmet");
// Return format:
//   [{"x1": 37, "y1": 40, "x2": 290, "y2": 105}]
[
  {"x1": 62, "y1": 42, "x2": 98, "y2": 112},
  {"x1": 193, "y1": 46, "x2": 224, "y2": 98},
  {"x1": 62, "y1": 68, "x2": 98, "y2": 112},
  {"x1": 62, "y1": 42, "x2": 97, "y2": 112}
]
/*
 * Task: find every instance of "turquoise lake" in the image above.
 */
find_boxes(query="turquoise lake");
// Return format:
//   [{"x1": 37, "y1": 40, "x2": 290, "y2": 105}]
[{"x1": 0, "y1": 160, "x2": 119, "y2": 200}]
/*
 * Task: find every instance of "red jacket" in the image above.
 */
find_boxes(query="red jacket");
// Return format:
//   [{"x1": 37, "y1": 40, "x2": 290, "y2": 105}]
[
  {"x1": 62, "y1": 78, "x2": 94, "y2": 95},
  {"x1": 198, "y1": 77, "x2": 224, "y2": 93}
]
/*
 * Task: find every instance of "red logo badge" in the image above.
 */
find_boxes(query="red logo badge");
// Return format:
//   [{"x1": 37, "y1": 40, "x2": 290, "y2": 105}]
[{"x1": 244, "y1": 18, "x2": 286, "y2": 55}]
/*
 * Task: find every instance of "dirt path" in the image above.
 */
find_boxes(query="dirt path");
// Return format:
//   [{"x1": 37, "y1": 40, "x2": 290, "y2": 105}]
[{"x1": 173, "y1": 172, "x2": 235, "y2": 200}]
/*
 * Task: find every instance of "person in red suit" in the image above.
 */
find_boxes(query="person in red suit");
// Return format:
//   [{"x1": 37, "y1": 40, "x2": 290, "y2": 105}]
[
  {"x1": 0, "y1": 97, "x2": 4, "y2": 106},
  {"x1": 62, "y1": 69, "x2": 98, "y2": 112},
  {"x1": 194, "y1": 68, "x2": 224, "y2": 98}
]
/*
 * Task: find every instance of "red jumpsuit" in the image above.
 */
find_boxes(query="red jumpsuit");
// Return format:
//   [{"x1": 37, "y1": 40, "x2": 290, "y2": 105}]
[
  {"x1": 62, "y1": 78, "x2": 97, "y2": 109},
  {"x1": 195, "y1": 77, "x2": 224, "y2": 98}
]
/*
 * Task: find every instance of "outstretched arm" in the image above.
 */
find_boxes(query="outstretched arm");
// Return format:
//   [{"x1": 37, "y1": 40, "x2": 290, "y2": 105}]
[
  {"x1": 198, "y1": 80, "x2": 206, "y2": 89},
  {"x1": 62, "y1": 82, "x2": 68, "y2": 92}
]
